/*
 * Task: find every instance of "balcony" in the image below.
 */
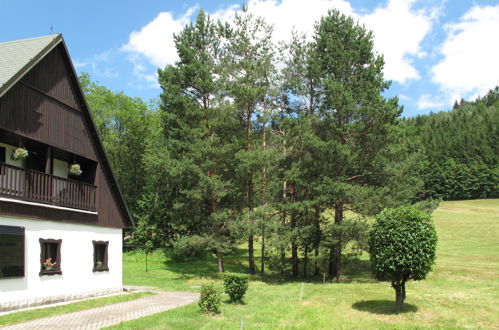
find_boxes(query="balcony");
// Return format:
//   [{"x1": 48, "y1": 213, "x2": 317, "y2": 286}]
[{"x1": 0, "y1": 162, "x2": 96, "y2": 211}]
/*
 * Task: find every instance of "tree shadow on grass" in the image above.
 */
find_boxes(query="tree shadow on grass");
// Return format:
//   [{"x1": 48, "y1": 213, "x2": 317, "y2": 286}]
[{"x1": 352, "y1": 300, "x2": 418, "y2": 315}]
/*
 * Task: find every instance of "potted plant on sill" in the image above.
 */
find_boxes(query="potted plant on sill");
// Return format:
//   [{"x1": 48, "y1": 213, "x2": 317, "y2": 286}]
[
  {"x1": 11, "y1": 147, "x2": 29, "y2": 161},
  {"x1": 42, "y1": 258, "x2": 57, "y2": 271},
  {"x1": 69, "y1": 163, "x2": 83, "y2": 176}
]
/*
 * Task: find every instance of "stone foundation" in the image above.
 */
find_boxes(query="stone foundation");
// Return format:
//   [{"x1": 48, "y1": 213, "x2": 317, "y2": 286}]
[{"x1": 0, "y1": 287, "x2": 123, "y2": 312}]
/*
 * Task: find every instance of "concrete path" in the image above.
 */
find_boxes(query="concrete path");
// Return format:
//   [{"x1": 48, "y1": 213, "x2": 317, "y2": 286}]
[{"x1": 1, "y1": 291, "x2": 199, "y2": 329}]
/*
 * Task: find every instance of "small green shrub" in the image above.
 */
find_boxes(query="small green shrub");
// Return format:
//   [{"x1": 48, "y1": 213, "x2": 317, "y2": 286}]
[
  {"x1": 198, "y1": 283, "x2": 221, "y2": 314},
  {"x1": 369, "y1": 206, "x2": 437, "y2": 313},
  {"x1": 223, "y1": 272, "x2": 249, "y2": 303},
  {"x1": 168, "y1": 235, "x2": 208, "y2": 262}
]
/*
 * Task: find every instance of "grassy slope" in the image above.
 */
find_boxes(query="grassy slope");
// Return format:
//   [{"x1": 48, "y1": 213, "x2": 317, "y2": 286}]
[{"x1": 113, "y1": 199, "x2": 499, "y2": 329}]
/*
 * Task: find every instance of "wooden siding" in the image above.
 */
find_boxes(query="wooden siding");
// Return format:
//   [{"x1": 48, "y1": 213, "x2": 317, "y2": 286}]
[
  {"x1": 0, "y1": 44, "x2": 128, "y2": 228},
  {"x1": 0, "y1": 52, "x2": 95, "y2": 159},
  {"x1": 0, "y1": 199, "x2": 98, "y2": 225},
  {"x1": 96, "y1": 165, "x2": 125, "y2": 227},
  {"x1": 21, "y1": 46, "x2": 83, "y2": 112}
]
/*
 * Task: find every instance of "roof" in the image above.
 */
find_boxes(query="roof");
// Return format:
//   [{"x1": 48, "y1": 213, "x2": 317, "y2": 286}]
[
  {"x1": 0, "y1": 35, "x2": 62, "y2": 97},
  {"x1": 0, "y1": 34, "x2": 134, "y2": 228}
]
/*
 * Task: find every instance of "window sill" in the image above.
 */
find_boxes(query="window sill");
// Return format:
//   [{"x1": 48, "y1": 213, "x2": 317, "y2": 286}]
[
  {"x1": 39, "y1": 270, "x2": 62, "y2": 276},
  {"x1": 0, "y1": 275, "x2": 24, "y2": 279},
  {"x1": 92, "y1": 267, "x2": 109, "y2": 272}
]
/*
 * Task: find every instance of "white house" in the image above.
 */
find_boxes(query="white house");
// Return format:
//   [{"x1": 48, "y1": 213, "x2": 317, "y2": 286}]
[{"x1": 0, "y1": 34, "x2": 134, "y2": 311}]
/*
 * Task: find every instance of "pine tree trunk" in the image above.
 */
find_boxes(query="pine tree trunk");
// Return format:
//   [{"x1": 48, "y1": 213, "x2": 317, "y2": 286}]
[
  {"x1": 303, "y1": 245, "x2": 308, "y2": 278},
  {"x1": 281, "y1": 178, "x2": 287, "y2": 276},
  {"x1": 281, "y1": 248, "x2": 286, "y2": 276},
  {"x1": 260, "y1": 124, "x2": 267, "y2": 276},
  {"x1": 209, "y1": 179, "x2": 223, "y2": 273},
  {"x1": 247, "y1": 106, "x2": 256, "y2": 275},
  {"x1": 216, "y1": 249, "x2": 224, "y2": 273},
  {"x1": 314, "y1": 208, "x2": 321, "y2": 276},
  {"x1": 331, "y1": 201, "x2": 343, "y2": 281},
  {"x1": 248, "y1": 232, "x2": 255, "y2": 274},
  {"x1": 314, "y1": 246, "x2": 320, "y2": 276},
  {"x1": 290, "y1": 183, "x2": 298, "y2": 277},
  {"x1": 328, "y1": 248, "x2": 334, "y2": 276},
  {"x1": 261, "y1": 231, "x2": 265, "y2": 275},
  {"x1": 292, "y1": 242, "x2": 299, "y2": 277}
]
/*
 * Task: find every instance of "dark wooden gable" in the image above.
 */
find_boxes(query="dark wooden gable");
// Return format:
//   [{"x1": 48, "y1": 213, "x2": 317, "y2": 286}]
[
  {"x1": 0, "y1": 45, "x2": 94, "y2": 159},
  {"x1": 21, "y1": 46, "x2": 84, "y2": 111},
  {"x1": 0, "y1": 37, "x2": 132, "y2": 228}
]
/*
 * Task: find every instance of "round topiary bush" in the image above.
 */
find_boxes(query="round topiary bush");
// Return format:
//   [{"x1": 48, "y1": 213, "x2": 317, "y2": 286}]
[
  {"x1": 368, "y1": 206, "x2": 437, "y2": 313},
  {"x1": 223, "y1": 272, "x2": 249, "y2": 303},
  {"x1": 198, "y1": 282, "x2": 221, "y2": 314}
]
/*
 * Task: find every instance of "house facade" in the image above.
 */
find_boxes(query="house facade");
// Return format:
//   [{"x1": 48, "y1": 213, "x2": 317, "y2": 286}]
[{"x1": 0, "y1": 35, "x2": 133, "y2": 311}]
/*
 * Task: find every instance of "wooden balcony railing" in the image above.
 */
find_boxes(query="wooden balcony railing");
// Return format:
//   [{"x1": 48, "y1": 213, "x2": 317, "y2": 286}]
[{"x1": 0, "y1": 162, "x2": 96, "y2": 211}]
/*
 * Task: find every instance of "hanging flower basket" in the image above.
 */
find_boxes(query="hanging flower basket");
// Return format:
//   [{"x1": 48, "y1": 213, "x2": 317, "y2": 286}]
[
  {"x1": 69, "y1": 163, "x2": 83, "y2": 176},
  {"x1": 11, "y1": 147, "x2": 29, "y2": 161}
]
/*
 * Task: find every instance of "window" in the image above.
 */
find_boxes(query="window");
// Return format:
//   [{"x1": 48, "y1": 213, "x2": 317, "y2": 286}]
[
  {"x1": 0, "y1": 146, "x2": 5, "y2": 163},
  {"x1": 0, "y1": 225, "x2": 24, "y2": 278},
  {"x1": 39, "y1": 238, "x2": 62, "y2": 275},
  {"x1": 92, "y1": 241, "x2": 109, "y2": 272},
  {"x1": 0, "y1": 146, "x2": 5, "y2": 174}
]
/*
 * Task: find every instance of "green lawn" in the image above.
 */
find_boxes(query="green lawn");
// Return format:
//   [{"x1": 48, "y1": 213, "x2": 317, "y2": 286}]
[{"x1": 113, "y1": 199, "x2": 499, "y2": 329}]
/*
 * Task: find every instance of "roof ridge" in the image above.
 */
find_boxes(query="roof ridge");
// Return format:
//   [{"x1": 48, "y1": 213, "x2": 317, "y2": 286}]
[{"x1": 0, "y1": 34, "x2": 60, "y2": 45}]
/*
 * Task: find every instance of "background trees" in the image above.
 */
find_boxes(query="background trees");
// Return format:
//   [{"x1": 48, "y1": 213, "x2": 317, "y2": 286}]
[{"x1": 403, "y1": 89, "x2": 499, "y2": 201}]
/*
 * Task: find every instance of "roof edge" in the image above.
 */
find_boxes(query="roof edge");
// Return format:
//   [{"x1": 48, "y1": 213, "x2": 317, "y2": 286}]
[
  {"x1": 0, "y1": 34, "x2": 62, "y2": 98},
  {"x1": 57, "y1": 37, "x2": 135, "y2": 228}
]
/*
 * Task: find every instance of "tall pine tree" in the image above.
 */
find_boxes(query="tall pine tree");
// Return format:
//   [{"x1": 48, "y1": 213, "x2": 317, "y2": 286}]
[
  {"x1": 158, "y1": 10, "x2": 243, "y2": 272},
  {"x1": 310, "y1": 10, "x2": 406, "y2": 280}
]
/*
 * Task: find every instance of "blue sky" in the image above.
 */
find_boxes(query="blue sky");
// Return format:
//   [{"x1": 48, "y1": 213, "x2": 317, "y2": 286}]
[{"x1": 1, "y1": 0, "x2": 499, "y2": 117}]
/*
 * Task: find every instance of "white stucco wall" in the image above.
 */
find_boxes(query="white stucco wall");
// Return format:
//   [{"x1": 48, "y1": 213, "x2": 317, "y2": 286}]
[
  {"x1": 0, "y1": 215, "x2": 122, "y2": 308},
  {"x1": 52, "y1": 158, "x2": 68, "y2": 179}
]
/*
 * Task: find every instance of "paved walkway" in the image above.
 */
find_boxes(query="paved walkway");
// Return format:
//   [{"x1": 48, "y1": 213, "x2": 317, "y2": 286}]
[{"x1": 1, "y1": 291, "x2": 199, "y2": 329}]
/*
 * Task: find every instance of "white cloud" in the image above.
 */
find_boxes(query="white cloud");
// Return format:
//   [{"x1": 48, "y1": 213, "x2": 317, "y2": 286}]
[
  {"x1": 416, "y1": 93, "x2": 444, "y2": 110},
  {"x1": 362, "y1": 0, "x2": 438, "y2": 83},
  {"x1": 121, "y1": 0, "x2": 438, "y2": 86},
  {"x1": 431, "y1": 4, "x2": 499, "y2": 100},
  {"x1": 126, "y1": 54, "x2": 160, "y2": 89},
  {"x1": 74, "y1": 49, "x2": 119, "y2": 78},
  {"x1": 121, "y1": 7, "x2": 197, "y2": 68}
]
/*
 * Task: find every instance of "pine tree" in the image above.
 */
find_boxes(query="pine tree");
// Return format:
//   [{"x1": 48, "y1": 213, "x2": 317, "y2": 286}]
[
  {"x1": 158, "y1": 10, "x2": 243, "y2": 272},
  {"x1": 224, "y1": 7, "x2": 276, "y2": 274},
  {"x1": 310, "y1": 10, "x2": 405, "y2": 280}
]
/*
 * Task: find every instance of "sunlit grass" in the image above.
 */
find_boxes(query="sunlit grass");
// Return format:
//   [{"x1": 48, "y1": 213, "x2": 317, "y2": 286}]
[{"x1": 113, "y1": 199, "x2": 499, "y2": 329}]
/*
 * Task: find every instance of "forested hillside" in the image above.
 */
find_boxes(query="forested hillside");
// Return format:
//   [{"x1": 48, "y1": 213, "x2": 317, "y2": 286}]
[{"x1": 403, "y1": 87, "x2": 499, "y2": 200}]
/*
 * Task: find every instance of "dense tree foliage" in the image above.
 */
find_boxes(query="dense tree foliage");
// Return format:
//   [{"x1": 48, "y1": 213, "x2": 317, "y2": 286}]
[
  {"x1": 369, "y1": 207, "x2": 437, "y2": 313},
  {"x1": 80, "y1": 73, "x2": 161, "y2": 217},
  {"x1": 403, "y1": 88, "x2": 499, "y2": 200},
  {"x1": 157, "y1": 11, "x2": 244, "y2": 272}
]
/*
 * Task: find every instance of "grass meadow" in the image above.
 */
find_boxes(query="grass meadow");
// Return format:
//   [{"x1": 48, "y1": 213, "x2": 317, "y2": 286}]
[{"x1": 111, "y1": 199, "x2": 499, "y2": 329}]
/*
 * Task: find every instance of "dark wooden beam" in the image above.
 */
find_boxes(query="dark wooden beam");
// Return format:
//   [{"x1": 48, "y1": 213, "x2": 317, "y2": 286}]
[
  {"x1": 19, "y1": 81, "x2": 81, "y2": 114},
  {"x1": 45, "y1": 146, "x2": 52, "y2": 174}
]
